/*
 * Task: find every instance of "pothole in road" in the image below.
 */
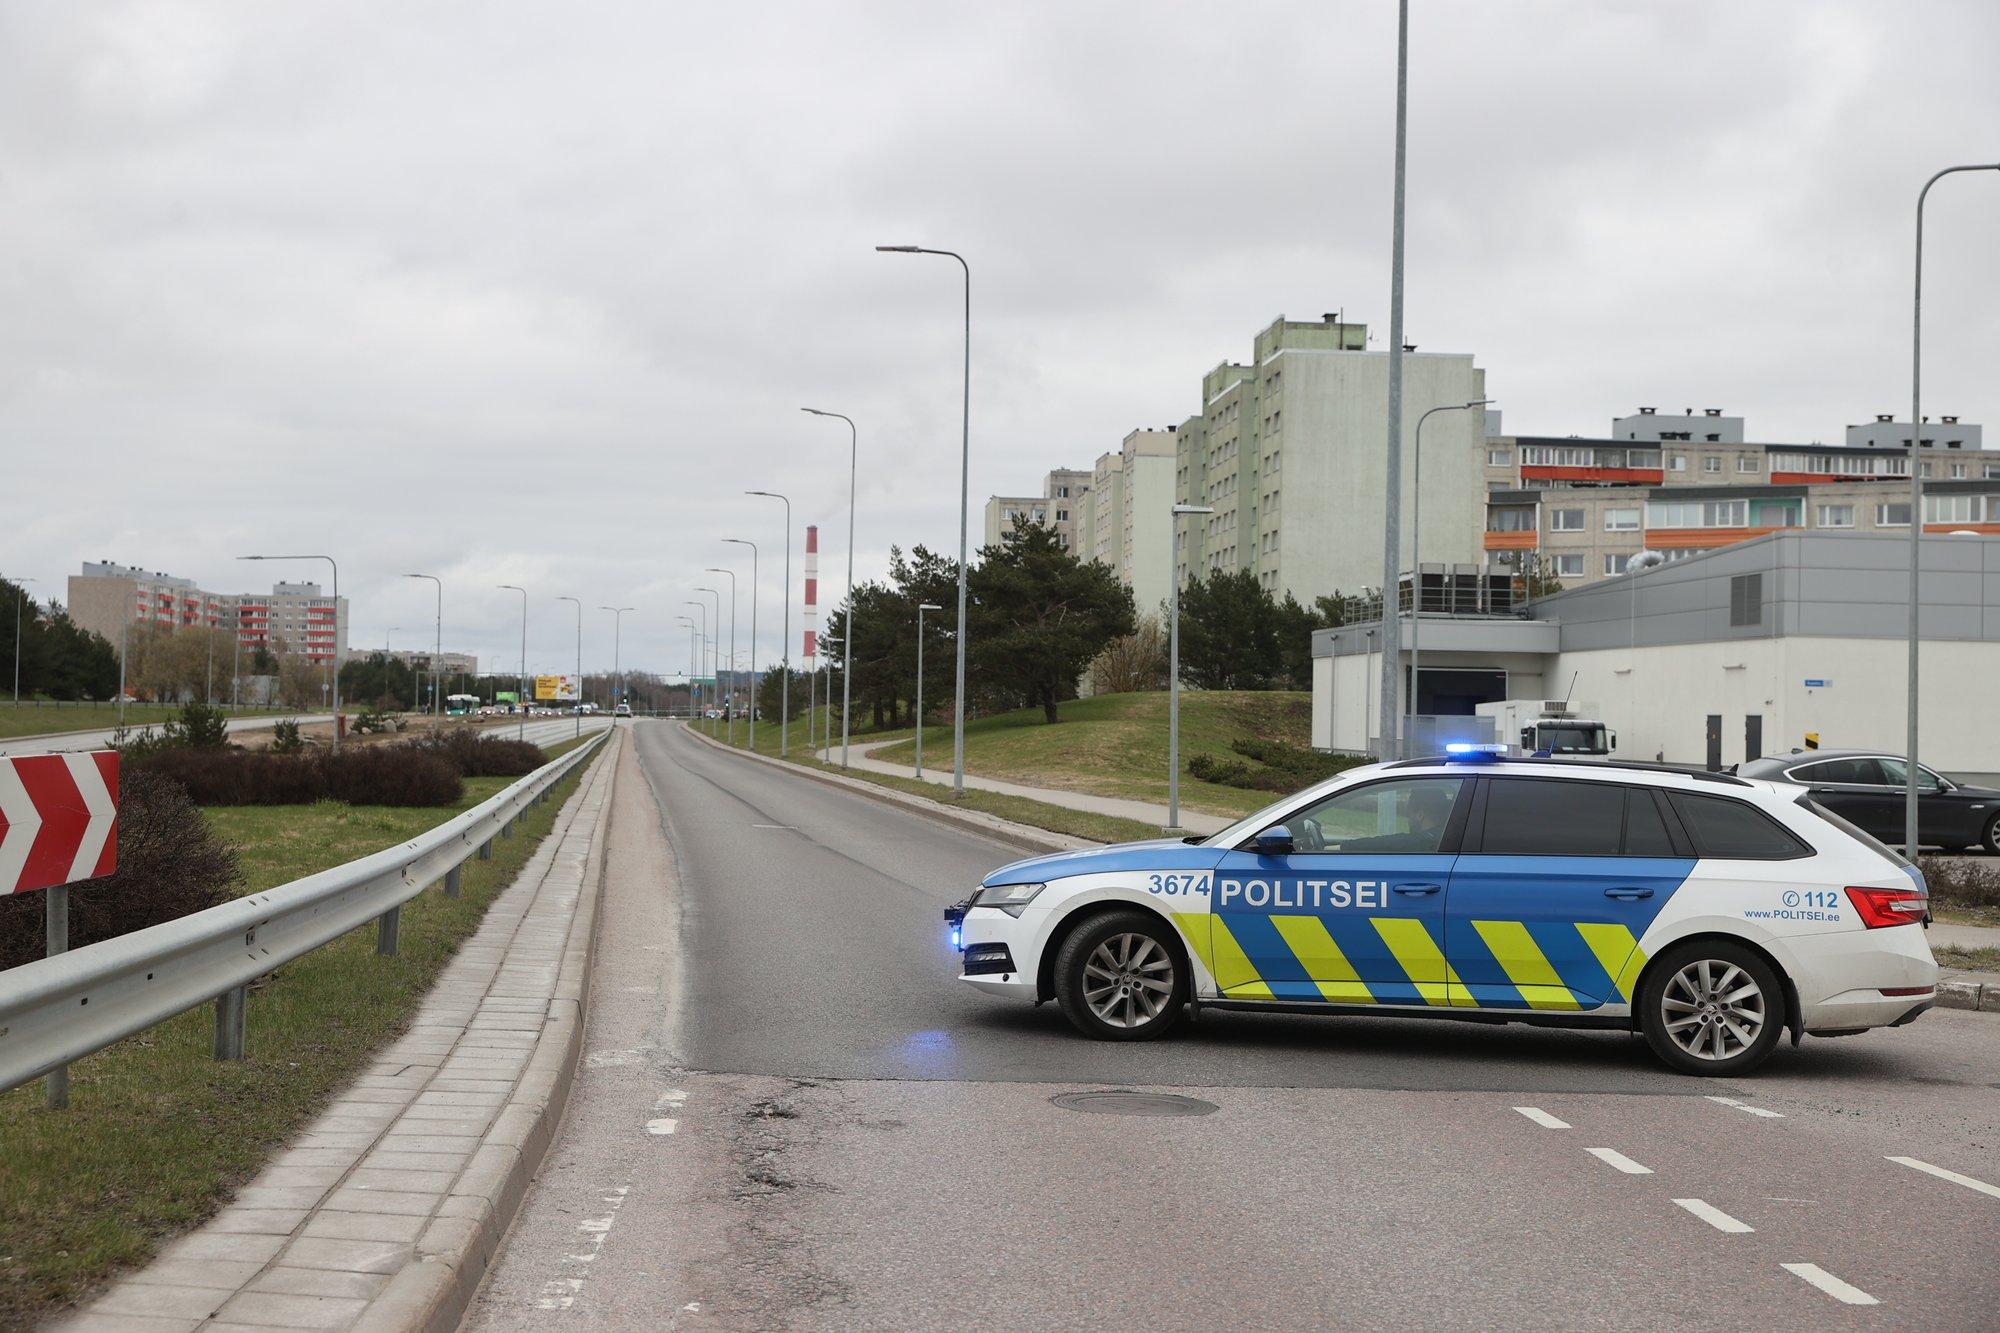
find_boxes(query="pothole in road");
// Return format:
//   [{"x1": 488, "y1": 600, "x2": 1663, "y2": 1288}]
[{"x1": 1050, "y1": 1090, "x2": 1219, "y2": 1118}]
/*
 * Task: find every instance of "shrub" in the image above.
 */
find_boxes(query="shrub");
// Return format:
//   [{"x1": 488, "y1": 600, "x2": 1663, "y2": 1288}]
[
  {"x1": 166, "y1": 701, "x2": 231, "y2": 750},
  {"x1": 269, "y1": 718, "x2": 304, "y2": 754},
  {"x1": 0, "y1": 769, "x2": 241, "y2": 971},
  {"x1": 352, "y1": 708, "x2": 405, "y2": 735},
  {"x1": 321, "y1": 746, "x2": 462, "y2": 806},
  {"x1": 131, "y1": 746, "x2": 463, "y2": 808},
  {"x1": 404, "y1": 728, "x2": 546, "y2": 778},
  {"x1": 1186, "y1": 738, "x2": 1371, "y2": 792},
  {"x1": 1918, "y1": 856, "x2": 2000, "y2": 915}
]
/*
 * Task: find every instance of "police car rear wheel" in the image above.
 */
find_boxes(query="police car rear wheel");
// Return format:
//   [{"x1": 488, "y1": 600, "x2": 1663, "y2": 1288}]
[
  {"x1": 1640, "y1": 941, "x2": 1784, "y2": 1076},
  {"x1": 1055, "y1": 912, "x2": 1186, "y2": 1041}
]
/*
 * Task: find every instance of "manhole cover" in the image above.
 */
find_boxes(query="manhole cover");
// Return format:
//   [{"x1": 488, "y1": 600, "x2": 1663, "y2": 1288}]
[{"x1": 1050, "y1": 1090, "x2": 1218, "y2": 1118}]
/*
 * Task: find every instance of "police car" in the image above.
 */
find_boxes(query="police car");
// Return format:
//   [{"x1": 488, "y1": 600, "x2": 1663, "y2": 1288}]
[{"x1": 944, "y1": 747, "x2": 1937, "y2": 1075}]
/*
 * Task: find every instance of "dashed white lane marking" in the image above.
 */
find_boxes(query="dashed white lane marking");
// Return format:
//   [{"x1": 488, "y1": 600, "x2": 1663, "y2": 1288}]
[
  {"x1": 1888, "y1": 1155, "x2": 2000, "y2": 1200},
  {"x1": 750, "y1": 823, "x2": 798, "y2": 829},
  {"x1": 1586, "y1": 1147, "x2": 1653, "y2": 1175},
  {"x1": 647, "y1": 1088, "x2": 687, "y2": 1136},
  {"x1": 586, "y1": 1047, "x2": 647, "y2": 1068},
  {"x1": 1705, "y1": 1095, "x2": 1784, "y2": 1118},
  {"x1": 535, "y1": 1185, "x2": 631, "y2": 1309},
  {"x1": 1672, "y1": 1198, "x2": 1754, "y2": 1234},
  {"x1": 1513, "y1": 1106, "x2": 1570, "y2": 1129},
  {"x1": 1782, "y1": 1262, "x2": 1879, "y2": 1306}
]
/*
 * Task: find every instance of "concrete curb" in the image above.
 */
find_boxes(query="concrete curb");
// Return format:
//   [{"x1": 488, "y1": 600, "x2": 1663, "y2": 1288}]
[
  {"x1": 1936, "y1": 975, "x2": 2000, "y2": 1013},
  {"x1": 359, "y1": 733, "x2": 620, "y2": 1333},
  {"x1": 679, "y1": 721, "x2": 1088, "y2": 856}
]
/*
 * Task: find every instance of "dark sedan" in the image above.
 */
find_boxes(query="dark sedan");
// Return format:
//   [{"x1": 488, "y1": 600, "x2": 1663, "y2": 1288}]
[{"x1": 1738, "y1": 749, "x2": 2000, "y2": 854}]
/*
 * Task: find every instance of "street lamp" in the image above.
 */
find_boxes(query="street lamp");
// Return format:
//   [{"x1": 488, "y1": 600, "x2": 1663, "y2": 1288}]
[
  {"x1": 747, "y1": 491, "x2": 792, "y2": 756},
  {"x1": 1375, "y1": 0, "x2": 1412, "y2": 761},
  {"x1": 385, "y1": 627, "x2": 402, "y2": 709},
  {"x1": 723, "y1": 539, "x2": 760, "y2": 750},
  {"x1": 1167, "y1": 504, "x2": 1214, "y2": 833},
  {"x1": 705, "y1": 566, "x2": 740, "y2": 746},
  {"x1": 558, "y1": 596, "x2": 583, "y2": 738},
  {"x1": 601, "y1": 605, "x2": 632, "y2": 718},
  {"x1": 676, "y1": 615, "x2": 698, "y2": 718},
  {"x1": 497, "y1": 584, "x2": 527, "y2": 740},
  {"x1": 1904, "y1": 162, "x2": 1999, "y2": 853},
  {"x1": 914, "y1": 602, "x2": 943, "y2": 779},
  {"x1": 1408, "y1": 399, "x2": 1494, "y2": 736},
  {"x1": 404, "y1": 574, "x2": 443, "y2": 732},
  {"x1": 876, "y1": 244, "x2": 973, "y2": 796},
  {"x1": 802, "y1": 408, "x2": 859, "y2": 769},
  {"x1": 240, "y1": 554, "x2": 341, "y2": 748},
  {"x1": 6, "y1": 575, "x2": 36, "y2": 706},
  {"x1": 695, "y1": 586, "x2": 722, "y2": 736},
  {"x1": 685, "y1": 597, "x2": 713, "y2": 727}
]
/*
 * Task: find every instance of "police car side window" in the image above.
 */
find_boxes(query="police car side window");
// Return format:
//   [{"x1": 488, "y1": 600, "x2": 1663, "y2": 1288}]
[
  {"x1": 1667, "y1": 792, "x2": 1811, "y2": 860},
  {"x1": 1284, "y1": 777, "x2": 1465, "y2": 854},
  {"x1": 1479, "y1": 779, "x2": 1623, "y2": 856},
  {"x1": 1623, "y1": 789, "x2": 1677, "y2": 856}
]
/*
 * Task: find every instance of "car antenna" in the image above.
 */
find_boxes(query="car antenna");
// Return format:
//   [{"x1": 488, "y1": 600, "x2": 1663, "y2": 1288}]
[{"x1": 1559, "y1": 671, "x2": 1578, "y2": 713}]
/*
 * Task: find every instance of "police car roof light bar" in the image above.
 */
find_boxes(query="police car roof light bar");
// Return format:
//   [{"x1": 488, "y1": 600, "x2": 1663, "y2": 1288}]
[{"x1": 1444, "y1": 743, "x2": 1508, "y2": 762}]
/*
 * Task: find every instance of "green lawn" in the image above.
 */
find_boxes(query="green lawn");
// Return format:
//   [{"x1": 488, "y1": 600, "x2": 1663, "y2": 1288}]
[
  {"x1": 1935, "y1": 943, "x2": 2000, "y2": 973},
  {"x1": 864, "y1": 691, "x2": 1312, "y2": 818},
  {"x1": 0, "y1": 737, "x2": 596, "y2": 1326},
  {"x1": 0, "y1": 703, "x2": 290, "y2": 741}
]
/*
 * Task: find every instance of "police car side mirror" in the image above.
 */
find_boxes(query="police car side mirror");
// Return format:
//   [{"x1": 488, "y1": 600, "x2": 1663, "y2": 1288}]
[{"x1": 1252, "y1": 827, "x2": 1295, "y2": 857}]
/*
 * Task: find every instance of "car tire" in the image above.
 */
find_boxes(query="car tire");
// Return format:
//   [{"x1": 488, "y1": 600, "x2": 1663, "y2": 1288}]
[
  {"x1": 1639, "y1": 940, "x2": 1786, "y2": 1077},
  {"x1": 1053, "y1": 911, "x2": 1187, "y2": 1041},
  {"x1": 1982, "y1": 812, "x2": 2000, "y2": 856}
]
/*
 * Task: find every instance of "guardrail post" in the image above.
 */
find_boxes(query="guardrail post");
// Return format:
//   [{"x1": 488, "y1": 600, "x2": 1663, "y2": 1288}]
[
  {"x1": 478, "y1": 838, "x2": 493, "y2": 860},
  {"x1": 213, "y1": 986, "x2": 247, "y2": 1061},
  {"x1": 377, "y1": 904, "x2": 401, "y2": 955},
  {"x1": 444, "y1": 865, "x2": 462, "y2": 898},
  {"x1": 46, "y1": 885, "x2": 69, "y2": 1109},
  {"x1": 500, "y1": 815, "x2": 515, "y2": 838}
]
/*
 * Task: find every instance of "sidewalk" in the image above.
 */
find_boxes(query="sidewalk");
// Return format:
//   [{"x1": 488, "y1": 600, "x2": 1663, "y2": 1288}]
[
  {"x1": 59, "y1": 730, "x2": 622, "y2": 1333},
  {"x1": 818, "y1": 738, "x2": 1235, "y2": 836}
]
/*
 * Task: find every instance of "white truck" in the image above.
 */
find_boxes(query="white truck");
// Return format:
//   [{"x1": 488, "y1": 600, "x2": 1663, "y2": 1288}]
[{"x1": 1474, "y1": 699, "x2": 1616, "y2": 757}]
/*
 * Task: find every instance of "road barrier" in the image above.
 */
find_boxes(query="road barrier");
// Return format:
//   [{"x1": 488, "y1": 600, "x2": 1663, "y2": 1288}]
[{"x1": 0, "y1": 729, "x2": 608, "y2": 1095}]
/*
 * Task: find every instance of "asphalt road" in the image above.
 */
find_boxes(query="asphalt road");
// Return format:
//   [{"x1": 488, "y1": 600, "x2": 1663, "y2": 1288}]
[{"x1": 470, "y1": 720, "x2": 2000, "y2": 1330}]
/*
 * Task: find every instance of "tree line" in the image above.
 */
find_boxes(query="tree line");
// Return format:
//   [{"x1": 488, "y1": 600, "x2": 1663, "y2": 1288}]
[{"x1": 0, "y1": 578, "x2": 119, "y2": 700}]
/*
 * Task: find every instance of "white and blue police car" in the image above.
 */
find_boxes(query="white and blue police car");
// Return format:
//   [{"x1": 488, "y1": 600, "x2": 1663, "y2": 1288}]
[{"x1": 944, "y1": 746, "x2": 1938, "y2": 1075}]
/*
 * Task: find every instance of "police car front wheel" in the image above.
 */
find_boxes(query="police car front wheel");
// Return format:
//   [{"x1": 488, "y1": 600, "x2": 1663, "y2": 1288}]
[
  {"x1": 1054, "y1": 912, "x2": 1187, "y2": 1041},
  {"x1": 1639, "y1": 941, "x2": 1785, "y2": 1076}
]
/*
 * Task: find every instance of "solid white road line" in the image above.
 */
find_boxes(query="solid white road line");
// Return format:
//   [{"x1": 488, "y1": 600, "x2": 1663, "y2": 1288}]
[
  {"x1": 1888, "y1": 1155, "x2": 2000, "y2": 1200},
  {"x1": 1672, "y1": 1198, "x2": 1754, "y2": 1234},
  {"x1": 1781, "y1": 1263, "x2": 1879, "y2": 1306},
  {"x1": 1513, "y1": 1106, "x2": 1570, "y2": 1129},
  {"x1": 1705, "y1": 1095, "x2": 1784, "y2": 1118},
  {"x1": 1586, "y1": 1147, "x2": 1653, "y2": 1175}
]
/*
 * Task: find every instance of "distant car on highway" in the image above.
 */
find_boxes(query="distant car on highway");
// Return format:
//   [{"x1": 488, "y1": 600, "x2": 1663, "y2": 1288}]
[
  {"x1": 1737, "y1": 750, "x2": 2000, "y2": 854},
  {"x1": 614, "y1": 703, "x2": 632, "y2": 717},
  {"x1": 945, "y1": 748, "x2": 1937, "y2": 1075}
]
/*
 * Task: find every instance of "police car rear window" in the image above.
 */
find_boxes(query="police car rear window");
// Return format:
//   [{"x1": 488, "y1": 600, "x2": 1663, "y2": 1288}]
[
  {"x1": 1794, "y1": 793, "x2": 1911, "y2": 869},
  {"x1": 1667, "y1": 792, "x2": 1811, "y2": 860}
]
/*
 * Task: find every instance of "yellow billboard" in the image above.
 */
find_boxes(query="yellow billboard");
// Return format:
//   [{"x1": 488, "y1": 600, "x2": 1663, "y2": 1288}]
[{"x1": 534, "y1": 674, "x2": 578, "y2": 702}]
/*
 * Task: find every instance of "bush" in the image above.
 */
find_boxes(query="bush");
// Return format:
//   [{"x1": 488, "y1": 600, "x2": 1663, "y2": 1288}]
[
  {"x1": 1186, "y1": 738, "x2": 1372, "y2": 792},
  {"x1": 404, "y1": 728, "x2": 546, "y2": 778},
  {"x1": 352, "y1": 708, "x2": 405, "y2": 735},
  {"x1": 131, "y1": 746, "x2": 463, "y2": 808},
  {"x1": 1918, "y1": 856, "x2": 2000, "y2": 914},
  {"x1": 270, "y1": 718, "x2": 304, "y2": 754},
  {"x1": 0, "y1": 769, "x2": 241, "y2": 971},
  {"x1": 167, "y1": 701, "x2": 231, "y2": 750}
]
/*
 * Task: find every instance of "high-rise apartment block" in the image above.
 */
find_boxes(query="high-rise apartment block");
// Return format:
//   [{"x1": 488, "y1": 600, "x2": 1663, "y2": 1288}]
[{"x1": 67, "y1": 561, "x2": 350, "y2": 665}]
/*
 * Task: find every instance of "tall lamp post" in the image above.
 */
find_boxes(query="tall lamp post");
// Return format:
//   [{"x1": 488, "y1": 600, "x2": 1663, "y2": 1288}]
[
  {"x1": 695, "y1": 587, "x2": 722, "y2": 737},
  {"x1": 1408, "y1": 399, "x2": 1493, "y2": 733},
  {"x1": 802, "y1": 408, "x2": 859, "y2": 769},
  {"x1": 875, "y1": 245, "x2": 972, "y2": 796},
  {"x1": 558, "y1": 595, "x2": 583, "y2": 738},
  {"x1": 1375, "y1": 0, "x2": 1412, "y2": 761},
  {"x1": 1904, "y1": 162, "x2": 1999, "y2": 853},
  {"x1": 705, "y1": 566, "x2": 740, "y2": 746},
  {"x1": 240, "y1": 554, "x2": 341, "y2": 749},
  {"x1": 497, "y1": 584, "x2": 527, "y2": 740},
  {"x1": 7, "y1": 575, "x2": 36, "y2": 705},
  {"x1": 914, "y1": 602, "x2": 943, "y2": 779},
  {"x1": 404, "y1": 574, "x2": 443, "y2": 732},
  {"x1": 747, "y1": 491, "x2": 792, "y2": 756},
  {"x1": 675, "y1": 616, "x2": 697, "y2": 717},
  {"x1": 601, "y1": 605, "x2": 632, "y2": 717},
  {"x1": 685, "y1": 598, "x2": 712, "y2": 728},
  {"x1": 1167, "y1": 504, "x2": 1214, "y2": 833},
  {"x1": 723, "y1": 539, "x2": 760, "y2": 750}
]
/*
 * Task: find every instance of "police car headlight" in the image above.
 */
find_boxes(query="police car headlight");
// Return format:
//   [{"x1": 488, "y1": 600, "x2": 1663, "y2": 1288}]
[{"x1": 972, "y1": 882, "x2": 1046, "y2": 916}]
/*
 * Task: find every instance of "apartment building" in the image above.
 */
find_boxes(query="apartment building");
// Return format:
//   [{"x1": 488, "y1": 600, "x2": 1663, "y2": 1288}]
[
  {"x1": 1175, "y1": 314, "x2": 1488, "y2": 602},
  {"x1": 981, "y1": 467, "x2": 1092, "y2": 553},
  {"x1": 67, "y1": 561, "x2": 350, "y2": 665},
  {"x1": 384, "y1": 648, "x2": 479, "y2": 675},
  {"x1": 1481, "y1": 411, "x2": 1999, "y2": 586}
]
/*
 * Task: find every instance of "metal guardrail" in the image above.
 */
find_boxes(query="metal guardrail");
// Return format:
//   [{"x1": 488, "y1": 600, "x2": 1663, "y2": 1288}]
[{"x1": 0, "y1": 729, "x2": 609, "y2": 1094}]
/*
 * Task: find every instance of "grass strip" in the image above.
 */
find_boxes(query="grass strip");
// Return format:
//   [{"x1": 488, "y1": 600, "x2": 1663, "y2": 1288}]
[
  {"x1": 1935, "y1": 944, "x2": 2000, "y2": 973},
  {"x1": 0, "y1": 745, "x2": 596, "y2": 1327}
]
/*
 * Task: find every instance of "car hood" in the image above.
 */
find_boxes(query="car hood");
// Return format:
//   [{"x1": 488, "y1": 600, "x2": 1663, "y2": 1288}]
[
  {"x1": 982, "y1": 837, "x2": 1228, "y2": 887},
  {"x1": 1949, "y1": 782, "x2": 2000, "y2": 801}
]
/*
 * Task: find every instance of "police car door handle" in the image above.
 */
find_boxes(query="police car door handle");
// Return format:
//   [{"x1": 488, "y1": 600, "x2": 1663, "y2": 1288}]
[
  {"x1": 1604, "y1": 887, "x2": 1654, "y2": 900},
  {"x1": 1392, "y1": 882, "x2": 1442, "y2": 896}
]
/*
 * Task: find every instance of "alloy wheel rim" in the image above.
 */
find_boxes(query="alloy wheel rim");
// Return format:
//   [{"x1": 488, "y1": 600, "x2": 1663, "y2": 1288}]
[
  {"x1": 1661, "y1": 958, "x2": 1766, "y2": 1061},
  {"x1": 1082, "y1": 933, "x2": 1174, "y2": 1028}
]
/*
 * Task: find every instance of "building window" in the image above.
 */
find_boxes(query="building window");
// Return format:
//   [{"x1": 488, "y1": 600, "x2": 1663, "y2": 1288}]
[
  {"x1": 1876, "y1": 502, "x2": 1912, "y2": 527},
  {"x1": 1552, "y1": 554, "x2": 1585, "y2": 577},
  {"x1": 1604, "y1": 553, "x2": 1630, "y2": 575},
  {"x1": 1487, "y1": 448, "x2": 1511, "y2": 465},
  {"x1": 1604, "y1": 507, "x2": 1640, "y2": 532},
  {"x1": 1729, "y1": 572, "x2": 1763, "y2": 627},
  {"x1": 1669, "y1": 455, "x2": 1686, "y2": 471},
  {"x1": 1646, "y1": 498, "x2": 1748, "y2": 529},
  {"x1": 1550, "y1": 508, "x2": 1586, "y2": 532},
  {"x1": 1486, "y1": 506, "x2": 1537, "y2": 532},
  {"x1": 1949, "y1": 463, "x2": 1967, "y2": 478},
  {"x1": 1703, "y1": 456, "x2": 1723, "y2": 473},
  {"x1": 1815, "y1": 503, "x2": 1854, "y2": 528},
  {"x1": 1737, "y1": 456, "x2": 1760, "y2": 473},
  {"x1": 1925, "y1": 494, "x2": 1988, "y2": 524}
]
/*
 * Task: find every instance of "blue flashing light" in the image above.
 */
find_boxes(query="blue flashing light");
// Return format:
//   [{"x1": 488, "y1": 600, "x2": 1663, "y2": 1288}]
[
  {"x1": 1444, "y1": 743, "x2": 1509, "y2": 762},
  {"x1": 949, "y1": 927, "x2": 962, "y2": 950}
]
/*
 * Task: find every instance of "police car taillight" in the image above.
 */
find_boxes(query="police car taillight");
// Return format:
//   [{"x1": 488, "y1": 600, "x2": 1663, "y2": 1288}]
[{"x1": 1844, "y1": 885, "x2": 1928, "y2": 929}]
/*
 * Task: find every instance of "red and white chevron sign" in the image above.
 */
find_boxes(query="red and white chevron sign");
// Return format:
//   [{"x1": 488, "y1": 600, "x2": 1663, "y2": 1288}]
[{"x1": 0, "y1": 751, "x2": 119, "y2": 895}]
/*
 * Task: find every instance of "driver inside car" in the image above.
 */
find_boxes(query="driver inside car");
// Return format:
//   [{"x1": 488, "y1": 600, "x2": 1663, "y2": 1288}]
[{"x1": 1309, "y1": 784, "x2": 1453, "y2": 853}]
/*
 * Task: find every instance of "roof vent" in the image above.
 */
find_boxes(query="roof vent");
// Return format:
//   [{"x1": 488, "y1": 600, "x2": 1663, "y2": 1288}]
[
  {"x1": 1876, "y1": 414, "x2": 1894, "y2": 423},
  {"x1": 1704, "y1": 408, "x2": 1722, "y2": 417},
  {"x1": 1638, "y1": 406, "x2": 1656, "y2": 415},
  {"x1": 1942, "y1": 415, "x2": 1959, "y2": 424}
]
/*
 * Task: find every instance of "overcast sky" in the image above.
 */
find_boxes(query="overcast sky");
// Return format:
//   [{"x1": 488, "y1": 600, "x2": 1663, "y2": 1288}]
[{"x1": 3, "y1": 0, "x2": 1996, "y2": 681}]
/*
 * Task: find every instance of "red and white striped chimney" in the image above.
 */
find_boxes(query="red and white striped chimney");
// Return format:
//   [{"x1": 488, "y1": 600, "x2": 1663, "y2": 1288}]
[{"x1": 802, "y1": 525, "x2": 819, "y2": 660}]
